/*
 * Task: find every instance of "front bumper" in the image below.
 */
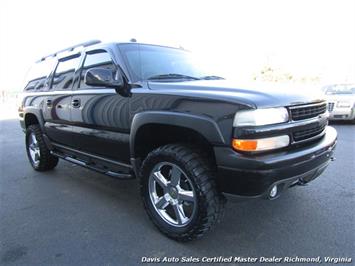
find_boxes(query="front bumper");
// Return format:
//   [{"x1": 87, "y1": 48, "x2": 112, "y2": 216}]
[
  {"x1": 329, "y1": 107, "x2": 355, "y2": 120},
  {"x1": 214, "y1": 126, "x2": 337, "y2": 198}
]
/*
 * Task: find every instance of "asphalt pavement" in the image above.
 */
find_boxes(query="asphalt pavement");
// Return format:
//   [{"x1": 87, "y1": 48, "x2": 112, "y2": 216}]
[{"x1": 0, "y1": 117, "x2": 354, "y2": 266}]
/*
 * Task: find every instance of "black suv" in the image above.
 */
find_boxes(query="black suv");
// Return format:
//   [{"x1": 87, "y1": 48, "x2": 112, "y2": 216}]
[{"x1": 19, "y1": 40, "x2": 337, "y2": 241}]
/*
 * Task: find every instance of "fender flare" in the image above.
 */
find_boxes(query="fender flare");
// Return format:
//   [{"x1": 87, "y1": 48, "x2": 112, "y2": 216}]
[
  {"x1": 23, "y1": 107, "x2": 45, "y2": 131},
  {"x1": 130, "y1": 111, "x2": 226, "y2": 158}
]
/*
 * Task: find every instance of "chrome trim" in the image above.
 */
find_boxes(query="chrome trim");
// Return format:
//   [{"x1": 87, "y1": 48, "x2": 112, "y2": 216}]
[
  {"x1": 148, "y1": 162, "x2": 197, "y2": 227},
  {"x1": 28, "y1": 132, "x2": 41, "y2": 166},
  {"x1": 288, "y1": 101, "x2": 327, "y2": 110}
]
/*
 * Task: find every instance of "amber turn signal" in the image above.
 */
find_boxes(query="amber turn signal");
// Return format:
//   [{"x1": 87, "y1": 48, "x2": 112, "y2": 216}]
[
  {"x1": 232, "y1": 139, "x2": 258, "y2": 151},
  {"x1": 232, "y1": 135, "x2": 290, "y2": 152}
]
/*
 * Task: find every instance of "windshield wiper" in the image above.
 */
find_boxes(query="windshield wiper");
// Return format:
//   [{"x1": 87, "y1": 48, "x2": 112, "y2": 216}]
[
  {"x1": 199, "y1": 75, "x2": 225, "y2": 80},
  {"x1": 147, "y1": 73, "x2": 200, "y2": 80}
]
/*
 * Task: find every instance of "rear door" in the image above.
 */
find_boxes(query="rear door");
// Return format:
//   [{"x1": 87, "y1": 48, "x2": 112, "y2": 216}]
[
  {"x1": 70, "y1": 49, "x2": 131, "y2": 163},
  {"x1": 42, "y1": 54, "x2": 82, "y2": 147}
]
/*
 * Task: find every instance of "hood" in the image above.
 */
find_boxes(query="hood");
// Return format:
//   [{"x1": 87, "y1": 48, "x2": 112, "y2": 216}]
[
  {"x1": 325, "y1": 94, "x2": 355, "y2": 103},
  {"x1": 147, "y1": 80, "x2": 325, "y2": 108}
]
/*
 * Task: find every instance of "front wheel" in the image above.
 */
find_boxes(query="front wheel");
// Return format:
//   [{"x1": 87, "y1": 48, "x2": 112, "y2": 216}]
[
  {"x1": 140, "y1": 144, "x2": 224, "y2": 241},
  {"x1": 26, "y1": 125, "x2": 58, "y2": 171}
]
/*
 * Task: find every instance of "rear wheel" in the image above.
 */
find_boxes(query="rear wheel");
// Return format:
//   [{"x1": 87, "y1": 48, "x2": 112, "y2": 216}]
[
  {"x1": 140, "y1": 144, "x2": 224, "y2": 241},
  {"x1": 26, "y1": 125, "x2": 58, "y2": 171}
]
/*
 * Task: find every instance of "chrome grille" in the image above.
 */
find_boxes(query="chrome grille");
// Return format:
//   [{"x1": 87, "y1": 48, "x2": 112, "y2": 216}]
[
  {"x1": 328, "y1": 102, "x2": 335, "y2": 112},
  {"x1": 289, "y1": 102, "x2": 327, "y2": 121}
]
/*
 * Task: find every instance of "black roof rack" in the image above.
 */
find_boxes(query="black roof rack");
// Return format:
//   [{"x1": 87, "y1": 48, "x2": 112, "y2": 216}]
[{"x1": 40, "y1": 40, "x2": 101, "y2": 61}]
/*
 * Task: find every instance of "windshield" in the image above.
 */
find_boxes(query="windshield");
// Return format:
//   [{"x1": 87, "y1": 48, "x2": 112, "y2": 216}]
[
  {"x1": 325, "y1": 84, "x2": 355, "y2": 95},
  {"x1": 119, "y1": 44, "x2": 221, "y2": 82}
]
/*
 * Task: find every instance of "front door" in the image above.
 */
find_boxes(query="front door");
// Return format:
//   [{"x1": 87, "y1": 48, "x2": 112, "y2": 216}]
[
  {"x1": 70, "y1": 50, "x2": 131, "y2": 163},
  {"x1": 42, "y1": 54, "x2": 81, "y2": 147}
]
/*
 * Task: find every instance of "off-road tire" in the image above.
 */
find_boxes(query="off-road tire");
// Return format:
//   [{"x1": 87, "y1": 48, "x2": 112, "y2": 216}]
[
  {"x1": 26, "y1": 124, "x2": 58, "y2": 171},
  {"x1": 140, "y1": 144, "x2": 224, "y2": 241}
]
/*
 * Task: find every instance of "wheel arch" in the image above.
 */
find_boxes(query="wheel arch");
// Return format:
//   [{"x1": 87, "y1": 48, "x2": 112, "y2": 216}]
[
  {"x1": 24, "y1": 113, "x2": 39, "y2": 127},
  {"x1": 130, "y1": 111, "x2": 226, "y2": 173},
  {"x1": 23, "y1": 108, "x2": 45, "y2": 131}
]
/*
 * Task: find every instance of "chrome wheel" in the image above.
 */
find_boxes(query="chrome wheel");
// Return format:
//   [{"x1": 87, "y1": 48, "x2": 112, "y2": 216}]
[
  {"x1": 28, "y1": 132, "x2": 40, "y2": 167},
  {"x1": 148, "y1": 162, "x2": 196, "y2": 227}
]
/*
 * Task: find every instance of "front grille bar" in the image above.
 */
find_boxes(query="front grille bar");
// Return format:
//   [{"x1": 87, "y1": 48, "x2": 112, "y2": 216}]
[
  {"x1": 293, "y1": 124, "x2": 327, "y2": 142},
  {"x1": 288, "y1": 102, "x2": 327, "y2": 121}
]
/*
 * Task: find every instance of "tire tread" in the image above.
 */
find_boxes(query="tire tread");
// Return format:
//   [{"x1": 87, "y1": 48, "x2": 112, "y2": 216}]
[
  {"x1": 140, "y1": 143, "x2": 225, "y2": 241},
  {"x1": 26, "y1": 125, "x2": 58, "y2": 171}
]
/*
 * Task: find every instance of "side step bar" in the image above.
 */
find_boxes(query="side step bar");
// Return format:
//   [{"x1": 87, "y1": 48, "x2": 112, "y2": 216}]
[{"x1": 51, "y1": 151, "x2": 134, "y2": 180}]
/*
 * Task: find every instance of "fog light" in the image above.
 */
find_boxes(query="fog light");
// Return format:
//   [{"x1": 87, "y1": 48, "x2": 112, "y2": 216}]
[{"x1": 270, "y1": 185, "x2": 278, "y2": 198}]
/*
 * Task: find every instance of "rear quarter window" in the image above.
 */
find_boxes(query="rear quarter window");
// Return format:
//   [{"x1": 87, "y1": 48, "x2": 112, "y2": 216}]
[{"x1": 24, "y1": 58, "x2": 56, "y2": 92}]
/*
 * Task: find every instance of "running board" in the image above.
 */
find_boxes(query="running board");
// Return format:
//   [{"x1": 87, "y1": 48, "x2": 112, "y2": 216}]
[{"x1": 51, "y1": 151, "x2": 134, "y2": 180}]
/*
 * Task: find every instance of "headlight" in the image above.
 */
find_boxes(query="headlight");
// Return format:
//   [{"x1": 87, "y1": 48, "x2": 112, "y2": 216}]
[
  {"x1": 337, "y1": 101, "x2": 351, "y2": 108},
  {"x1": 233, "y1": 107, "x2": 289, "y2": 126},
  {"x1": 232, "y1": 135, "x2": 290, "y2": 152}
]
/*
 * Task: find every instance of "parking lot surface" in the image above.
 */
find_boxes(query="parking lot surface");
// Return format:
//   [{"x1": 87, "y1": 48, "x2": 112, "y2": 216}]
[{"x1": 0, "y1": 117, "x2": 354, "y2": 265}]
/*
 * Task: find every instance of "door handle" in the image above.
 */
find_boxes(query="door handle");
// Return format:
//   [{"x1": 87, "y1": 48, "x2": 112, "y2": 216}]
[
  {"x1": 46, "y1": 99, "x2": 52, "y2": 107},
  {"x1": 71, "y1": 99, "x2": 81, "y2": 108}
]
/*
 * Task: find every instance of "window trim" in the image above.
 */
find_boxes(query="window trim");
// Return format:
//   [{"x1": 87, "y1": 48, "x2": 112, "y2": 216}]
[
  {"x1": 49, "y1": 53, "x2": 82, "y2": 91},
  {"x1": 76, "y1": 49, "x2": 117, "y2": 90},
  {"x1": 23, "y1": 58, "x2": 57, "y2": 92}
]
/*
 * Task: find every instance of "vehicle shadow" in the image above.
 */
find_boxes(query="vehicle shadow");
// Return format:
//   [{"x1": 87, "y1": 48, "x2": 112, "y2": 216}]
[{"x1": 53, "y1": 160, "x2": 338, "y2": 258}]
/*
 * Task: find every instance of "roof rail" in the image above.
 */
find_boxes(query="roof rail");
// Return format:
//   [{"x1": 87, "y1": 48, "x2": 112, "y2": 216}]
[{"x1": 40, "y1": 39, "x2": 101, "y2": 61}]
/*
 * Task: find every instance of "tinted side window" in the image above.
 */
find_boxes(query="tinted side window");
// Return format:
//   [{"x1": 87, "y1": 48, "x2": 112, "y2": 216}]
[
  {"x1": 52, "y1": 55, "x2": 81, "y2": 90},
  {"x1": 80, "y1": 51, "x2": 116, "y2": 89},
  {"x1": 24, "y1": 58, "x2": 55, "y2": 91}
]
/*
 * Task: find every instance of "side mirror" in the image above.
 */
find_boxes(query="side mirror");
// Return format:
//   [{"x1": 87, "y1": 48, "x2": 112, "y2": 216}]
[{"x1": 85, "y1": 67, "x2": 124, "y2": 89}]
